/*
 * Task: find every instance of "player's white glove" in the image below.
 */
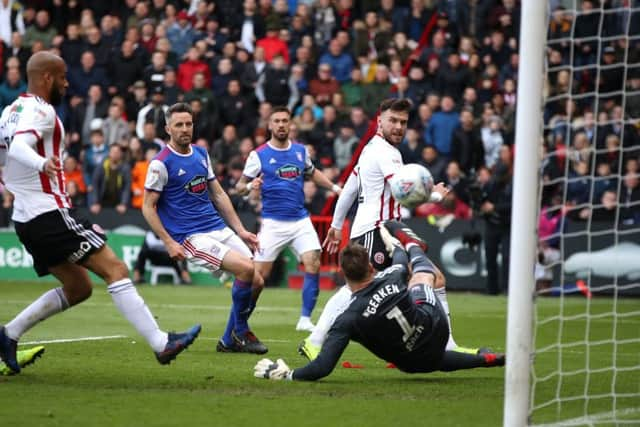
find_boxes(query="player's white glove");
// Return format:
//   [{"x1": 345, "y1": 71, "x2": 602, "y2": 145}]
[
  {"x1": 379, "y1": 223, "x2": 403, "y2": 256},
  {"x1": 254, "y1": 358, "x2": 292, "y2": 380}
]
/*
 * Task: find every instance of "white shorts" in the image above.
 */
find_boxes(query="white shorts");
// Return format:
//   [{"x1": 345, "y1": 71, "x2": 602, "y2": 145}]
[
  {"x1": 182, "y1": 227, "x2": 252, "y2": 272},
  {"x1": 254, "y1": 217, "x2": 321, "y2": 262}
]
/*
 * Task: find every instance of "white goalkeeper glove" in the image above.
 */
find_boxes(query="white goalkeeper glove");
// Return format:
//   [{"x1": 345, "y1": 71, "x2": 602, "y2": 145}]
[
  {"x1": 379, "y1": 223, "x2": 403, "y2": 256},
  {"x1": 254, "y1": 358, "x2": 293, "y2": 380}
]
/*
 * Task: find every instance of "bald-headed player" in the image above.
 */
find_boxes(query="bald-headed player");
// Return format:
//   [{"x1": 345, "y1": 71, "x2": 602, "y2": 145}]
[{"x1": 0, "y1": 52, "x2": 201, "y2": 375}]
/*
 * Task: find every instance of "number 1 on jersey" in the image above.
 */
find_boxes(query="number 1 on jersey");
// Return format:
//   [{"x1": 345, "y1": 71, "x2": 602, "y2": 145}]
[{"x1": 386, "y1": 306, "x2": 415, "y2": 342}]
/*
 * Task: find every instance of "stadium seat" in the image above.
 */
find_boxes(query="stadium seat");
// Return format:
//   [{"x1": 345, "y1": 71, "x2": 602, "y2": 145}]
[{"x1": 149, "y1": 266, "x2": 180, "y2": 285}]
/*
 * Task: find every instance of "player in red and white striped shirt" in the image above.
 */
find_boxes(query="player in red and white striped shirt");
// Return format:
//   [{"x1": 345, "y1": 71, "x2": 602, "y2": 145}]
[
  {"x1": 300, "y1": 99, "x2": 476, "y2": 360},
  {"x1": 0, "y1": 52, "x2": 200, "y2": 374}
]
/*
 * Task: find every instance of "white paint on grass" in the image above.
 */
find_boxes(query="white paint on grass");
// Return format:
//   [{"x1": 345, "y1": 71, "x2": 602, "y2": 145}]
[
  {"x1": 21, "y1": 335, "x2": 128, "y2": 345},
  {"x1": 532, "y1": 407, "x2": 640, "y2": 426}
]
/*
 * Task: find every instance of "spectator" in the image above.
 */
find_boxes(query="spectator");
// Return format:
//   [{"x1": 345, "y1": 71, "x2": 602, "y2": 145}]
[
  {"x1": 257, "y1": 54, "x2": 291, "y2": 107},
  {"x1": 218, "y1": 79, "x2": 256, "y2": 137},
  {"x1": 313, "y1": 0, "x2": 337, "y2": 46},
  {"x1": 380, "y1": 0, "x2": 409, "y2": 37},
  {"x1": 425, "y1": 95, "x2": 459, "y2": 159},
  {"x1": 437, "y1": 52, "x2": 470, "y2": 99},
  {"x1": 340, "y1": 67, "x2": 363, "y2": 107},
  {"x1": 211, "y1": 57, "x2": 235, "y2": 98},
  {"x1": 450, "y1": 108, "x2": 484, "y2": 176},
  {"x1": 102, "y1": 102, "x2": 130, "y2": 146},
  {"x1": 136, "y1": 86, "x2": 169, "y2": 140},
  {"x1": 63, "y1": 155, "x2": 87, "y2": 197},
  {"x1": 184, "y1": 71, "x2": 216, "y2": 115},
  {"x1": 333, "y1": 123, "x2": 358, "y2": 171},
  {"x1": 89, "y1": 144, "x2": 132, "y2": 215},
  {"x1": 318, "y1": 38, "x2": 354, "y2": 84},
  {"x1": 130, "y1": 146, "x2": 158, "y2": 210},
  {"x1": 309, "y1": 104, "x2": 339, "y2": 162},
  {"x1": 143, "y1": 51, "x2": 172, "y2": 92},
  {"x1": 619, "y1": 172, "x2": 640, "y2": 225},
  {"x1": 309, "y1": 62, "x2": 340, "y2": 107},
  {"x1": 399, "y1": 128, "x2": 424, "y2": 165},
  {"x1": 189, "y1": 98, "x2": 214, "y2": 141},
  {"x1": 125, "y1": 80, "x2": 148, "y2": 125},
  {"x1": 349, "y1": 105, "x2": 369, "y2": 138},
  {"x1": 406, "y1": 66, "x2": 431, "y2": 108},
  {"x1": 167, "y1": 10, "x2": 196, "y2": 58},
  {"x1": 82, "y1": 129, "x2": 109, "y2": 192},
  {"x1": 23, "y1": 9, "x2": 56, "y2": 49},
  {"x1": 443, "y1": 160, "x2": 469, "y2": 202},
  {"x1": 162, "y1": 68, "x2": 180, "y2": 105},
  {"x1": 69, "y1": 84, "x2": 109, "y2": 149},
  {"x1": 132, "y1": 231, "x2": 192, "y2": 285},
  {"x1": 256, "y1": 22, "x2": 290, "y2": 64},
  {"x1": 303, "y1": 180, "x2": 326, "y2": 215},
  {"x1": 481, "y1": 114, "x2": 504, "y2": 170},
  {"x1": 419, "y1": 145, "x2": 447, "y2": 184},
  {"x1": 68, "y1": 51, "x2": 109, "y2": 98},
  {"x1": 177, "y1": 46, "x2": 211, "y2": 92},
  {"x1": 108, "y1": 39, "x2": 144, "y2": 97},
  {"x1": 415, "y1": 190, "x2": 472, "y2": 220},
  {"x1": 293, "y1": 106, "x2": 317, "y2": 142},
  {"x1": 0, "y1": 1, "x2": 24, "y2": 48},
  {"x1": 59, "y1": 23, "x2": 84, "y2": 67},
  {"x1": 0, "y1": 66, "x2": 25, "y2": 109},
  {"x1": 211, "y1": 124, "x2": 240, "y2": 176},
  {"x1": 83, "y1": 26, "x2": 112, "y2": 69},
  {"x1": 360, "y1": 65, "x2": 392, "y2": 117},
  {"x1": 240, "y1": 45, "x2": 267, "y2": 94},
  {"x1": 139, "y1": 122, "x2": 165, "y2": 154}
]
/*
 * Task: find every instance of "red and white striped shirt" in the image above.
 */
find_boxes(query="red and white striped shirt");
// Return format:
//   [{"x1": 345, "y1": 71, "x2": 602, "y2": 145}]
[
  {"x1": 2, "y1": 94, "x2": 70, "y2": 222},
  {"x1": 349, "y1": 135, "x2": 403, "y2": 238}
]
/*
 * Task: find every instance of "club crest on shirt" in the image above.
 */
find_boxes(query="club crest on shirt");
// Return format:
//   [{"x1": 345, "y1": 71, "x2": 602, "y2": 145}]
[
  {"x1": 276, "y1": 164, "x2": 301, "y2": 180},
  {"x1": 184, "y1": 175, "x2": 207, "y2": 194}
]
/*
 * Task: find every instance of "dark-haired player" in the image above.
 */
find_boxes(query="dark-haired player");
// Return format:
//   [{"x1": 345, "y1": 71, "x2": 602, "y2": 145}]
[
  {"x1": 254, "y1": 223, "x2": 504, "y2": 381},
  {"x1": 0, "y1": 52, "x2": 200, "y2": 374},
  {"x1": 300, "y1": 98, "x2": 471, "y2": 359}
]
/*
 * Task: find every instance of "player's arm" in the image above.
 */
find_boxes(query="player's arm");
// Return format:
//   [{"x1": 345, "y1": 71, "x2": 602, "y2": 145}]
[
  {"x1": 254, "y1": 320, "x2": 351, "y2": 381},
  {"x1": 141, "y1": 160, "x2": 185, "y2": 260},
  {"x1": 8, "y1": 131, "x2": 60, "y2": 179},
  {"x1": 208, "y1": 179, "x2": 259, "y2": 251},
  {"x1": 311, "y1": 169, "x2": 341, "y2": 194},
  {"x1": 323, "y1": 171, "x2": 358, "y2": 253},
  {"x1": 235, "y1": 150, "x2": 263, "y2": 196}
]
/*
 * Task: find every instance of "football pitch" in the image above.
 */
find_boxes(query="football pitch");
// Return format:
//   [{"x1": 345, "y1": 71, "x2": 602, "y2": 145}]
[{"x1": 0, "y1": 281, "x2": 638, "y2": 427}]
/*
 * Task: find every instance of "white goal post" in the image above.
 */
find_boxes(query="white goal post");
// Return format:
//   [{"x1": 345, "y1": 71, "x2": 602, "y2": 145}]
[{"x1": 504, "y1": 0, "x2": 548, "y2": 425}]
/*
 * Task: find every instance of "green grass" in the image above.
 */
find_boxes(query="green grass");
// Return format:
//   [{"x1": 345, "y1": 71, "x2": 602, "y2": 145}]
[{"x1": 0, "y1": 281, "x2": 638, "y2": 427}]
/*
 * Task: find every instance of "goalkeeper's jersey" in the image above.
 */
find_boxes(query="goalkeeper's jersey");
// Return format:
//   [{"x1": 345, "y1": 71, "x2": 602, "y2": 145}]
[{"x1": 292, "y1": 264, "x2": 449, "y2": 381}]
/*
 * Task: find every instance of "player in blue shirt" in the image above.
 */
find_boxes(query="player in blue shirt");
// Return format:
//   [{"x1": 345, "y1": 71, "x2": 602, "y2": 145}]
[
  {"x1": 142, "y1": 102, "x2": 267, "y2": 354},
  {"x1": 236, "y1": 106, "x2": 341, "y2": 331}
]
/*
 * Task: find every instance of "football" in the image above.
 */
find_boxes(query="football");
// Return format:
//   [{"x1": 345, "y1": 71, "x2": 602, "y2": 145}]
[{"x1": 389, "y1": 163, "x2": 434, "y2": 208}]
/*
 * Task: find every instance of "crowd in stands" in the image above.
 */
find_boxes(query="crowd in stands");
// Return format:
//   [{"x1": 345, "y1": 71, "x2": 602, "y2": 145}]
[{"x1": 0, "y1": 0, "x2": 638, "y2": 231}]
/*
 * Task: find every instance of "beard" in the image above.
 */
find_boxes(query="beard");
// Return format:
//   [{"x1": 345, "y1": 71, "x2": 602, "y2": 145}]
[
  {"x1": 50, "y1": 84, "x2": 63, "y2": 105},
  {"x1": 381, "y1": 128, "x2": 404, "y2": 145}
]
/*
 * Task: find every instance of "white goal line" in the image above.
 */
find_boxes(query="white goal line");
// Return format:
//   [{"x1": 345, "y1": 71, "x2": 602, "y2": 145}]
[
  {"x1": 531, "y1": 407, "x2": 640, "y2": 427},
  {"x1": 21, "y1": 335, "x2": 128, "y2": 345}
]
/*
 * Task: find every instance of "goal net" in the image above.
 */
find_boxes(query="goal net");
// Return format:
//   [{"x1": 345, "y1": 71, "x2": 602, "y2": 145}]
[{"x1": 522, "y1": 1, "x2": 640, "y2": 425}]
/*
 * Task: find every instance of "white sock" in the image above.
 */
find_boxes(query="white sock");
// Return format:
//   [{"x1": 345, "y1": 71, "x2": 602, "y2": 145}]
[
  {"x1": 5, "y1": 288, "x2": 69, "y2": 340},
  {"x1": 434, "y1": 287, "x2": 458, "y2": 350},
  {"x1": 107, "y1": 279, "x2": 168, "y2": 352},
  {"x1": 308, "y1": 285, "x2": 353, "y2": 347}
]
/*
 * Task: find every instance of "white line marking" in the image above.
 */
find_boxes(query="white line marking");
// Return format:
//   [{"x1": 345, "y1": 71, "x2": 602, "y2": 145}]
[
  {"x1": 532, "y1": 407, "x2": 640, "y2": 426},
  {"x1": 21, "y1": 335, "x2": 128, "y2": 345}
]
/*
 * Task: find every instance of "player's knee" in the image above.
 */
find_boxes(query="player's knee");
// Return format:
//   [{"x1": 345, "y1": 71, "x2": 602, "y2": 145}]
[
  {"x1": 236, "y1": 259, "x2": 255, "y2": 282},
  {"x1": 303, "y1": 251, "x2": 321, "y2": 273},
  {"x1": 252, "y1": 270, "x2": 265, "y2": 292},
  {"x1": 66, "y1": 283, "x2": 92, "y2": 306},
  {"x1": 104, "y1": 259, "x2": 130, "y2": 284}
]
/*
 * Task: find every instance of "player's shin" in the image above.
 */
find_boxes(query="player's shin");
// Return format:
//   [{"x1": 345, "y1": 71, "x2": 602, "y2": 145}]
[
  {"x1": 107, "y1": 278, "x2": 168, "y2": 352},
  {"x1": 231, "y1": 279, "x2": 252, "y2": 335},
  {"x1": 5, "y1": 288, "x2": 70, "y2": 340},
  {"x1": 438, "y1": 349, "x2": 505, "y2": 371}
]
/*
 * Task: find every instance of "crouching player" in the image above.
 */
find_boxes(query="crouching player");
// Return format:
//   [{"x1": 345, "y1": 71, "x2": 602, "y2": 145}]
[{"x1": 253, "y1": 223, "x2": 504, "y2": 381}]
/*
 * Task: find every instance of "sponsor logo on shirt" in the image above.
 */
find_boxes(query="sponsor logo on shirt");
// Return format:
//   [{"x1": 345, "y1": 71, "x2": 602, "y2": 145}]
[
  {"x1": 184, "y1": 175, "x2": 207, "y2": 194},
  {"x1": 276, "y1": 164, "x2": 301, "y2": 180}
]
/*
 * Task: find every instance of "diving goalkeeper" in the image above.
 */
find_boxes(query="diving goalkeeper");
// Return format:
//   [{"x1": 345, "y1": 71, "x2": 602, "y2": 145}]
[{"x1": 254, "y1": 222, "x2": 505, "y2": 381}]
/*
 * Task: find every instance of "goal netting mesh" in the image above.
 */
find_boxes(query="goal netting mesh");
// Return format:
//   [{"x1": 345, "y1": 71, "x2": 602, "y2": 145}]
[{"x1": 530, "y1": 1, "x2": 640, "y2": 425}]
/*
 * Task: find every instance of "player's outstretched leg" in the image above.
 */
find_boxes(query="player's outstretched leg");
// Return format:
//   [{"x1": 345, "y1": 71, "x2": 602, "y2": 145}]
[
  {"x1": 84, "y1": 246, "x2": 200, "y2": 364},
  {"x1": 299, "y1": 284, "x2": 353, "y2": 360},
  {"x1": 438, "y1": 348, "x2": 505, "y2": 371}
]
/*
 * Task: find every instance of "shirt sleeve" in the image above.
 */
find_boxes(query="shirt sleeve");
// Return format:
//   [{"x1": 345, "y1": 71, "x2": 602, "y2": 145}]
[
  {"x1": 291, "y1": 315, "x2": 352, "y2": 381},
  {"x1": 206, "y1": 152, "x2": 216, "y2": 181},
  {"x1": 242, "y1": 150, "x2": 261, "y2": 179},
  {"x1": 144, "y1": 159, "x2": 168, "y2": 192},
  {"x1": 330, "y1": 171, "x2": 358, "y2": 230}
]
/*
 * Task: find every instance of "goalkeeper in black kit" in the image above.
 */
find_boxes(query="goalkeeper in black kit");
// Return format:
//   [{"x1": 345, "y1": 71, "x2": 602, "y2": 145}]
[{"x1": 254, "y1": 221, "x2": 505, "y2": 381}]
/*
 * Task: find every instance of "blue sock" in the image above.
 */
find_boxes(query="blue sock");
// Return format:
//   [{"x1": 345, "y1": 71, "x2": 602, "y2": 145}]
[
  {"x1": 221, "y1": 307, "x2": 235, "y2": 346},
  {"x1": 301, "y1": 272, "x2": 319, "y2": 317},
  {"x1": 232, "y1": 279, "x2": 252, "y2": 335},
  {"x1": 248, "y1": 300, "x2": 257, "y2": 319}
]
